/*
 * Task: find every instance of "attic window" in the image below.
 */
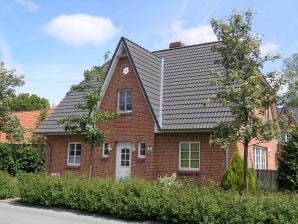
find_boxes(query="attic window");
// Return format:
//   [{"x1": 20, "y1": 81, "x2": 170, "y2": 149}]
[{"x1": 118, "y1": 89, "x2": 133, "y2": 112}]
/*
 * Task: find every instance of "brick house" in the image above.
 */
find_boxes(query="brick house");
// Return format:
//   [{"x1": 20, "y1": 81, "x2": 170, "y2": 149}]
[
  {"x1": 0, "y1": 109, "x2": 53, "y2": 144},
  {"x1": 36, "y1": 37, "x2": 279, "y2": 182}
]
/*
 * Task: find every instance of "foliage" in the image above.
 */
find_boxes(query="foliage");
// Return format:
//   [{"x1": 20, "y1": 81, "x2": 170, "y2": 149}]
[
  {"x1": 278, "y1": 126, "x2": 298, "y2": 191},
  {"x1": 0, "y1": 143, "x2": 44, "y2": 176},
  {"x1": 0, "y1": 61, "x2": 25, "y2": 142},
  {"x1": 221, "y1": 148, "x2": 256, "y2": 191},
  {"x1": 209, "y1": 10, "x2": 284, "y2": 191},
  {"x1": 19, "y1": 174, "x2": 298, "y2": 223},
  {"x1": 157, "y1": 173, "x2": 182, "y2": 187},
  {"x1": 58, "y1": 62, "x2": 118, "y2": 180},
  {"x1": 0, "y1": 171, "x2": 18, "y2": 199},
  {"x1": 8, "y1": 93, "x2": 49, "y2": 112},
  {"x1": 283, "y1": 53, "x2": 298, "y2": 106}
]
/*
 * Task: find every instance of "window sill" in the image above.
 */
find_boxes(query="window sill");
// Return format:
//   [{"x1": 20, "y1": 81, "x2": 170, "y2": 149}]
[
  {"x1": 137, "y1": 158, "x2": 145, "y2": 162},
  {"x1": 65, "y1": 165, "x2": 80, "y2": 170},
  {"x1": 178, "y1": 170, "x2": 200, "y2": 176}
]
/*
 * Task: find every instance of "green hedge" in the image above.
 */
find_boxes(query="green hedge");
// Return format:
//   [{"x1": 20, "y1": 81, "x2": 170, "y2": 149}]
[
  {"x1": 18, "y1": 174, "x2": 298, "y2": 223},
  {"x1": 0, "y1": 171, "x2": 18, "y2": 199}
]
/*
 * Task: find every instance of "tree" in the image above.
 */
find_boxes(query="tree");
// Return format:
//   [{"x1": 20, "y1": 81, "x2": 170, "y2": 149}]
[
  {"x1": 58, "y1": 60, "x2": 118, "y2": 180},
  {"x1": 0, "y1": 61, "x2": 25, "y2": 142},
  {"x1": 209, "y1": 10, "x2": 284, "y2": 191},
  {"x1": 283, "y1": 53, "x2": 298, "y2": 106},
  {"x1": 8, "y1": 93, "x2": 49, "y2": 112},
  {"x1": 278, "y1": 126, "x2": 298, "y2": 191}
]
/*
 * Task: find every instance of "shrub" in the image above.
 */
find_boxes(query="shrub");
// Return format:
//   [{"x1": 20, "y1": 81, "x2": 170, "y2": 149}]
[
  {"x1": 0, "y1": 143, "x2": 44, "y2": 176},
  {"x1": 0, "y1": 171, "x2": 18, "y2": 199},
  {"x1": 278, "y1": 127, "x2": 298, "y2": 191},
  {"x1": 19, "y1": 174, "x2": 298, "y2": 223},
  {"x1": 221, "y1": 148, "x2": 256, "y2": 191}
]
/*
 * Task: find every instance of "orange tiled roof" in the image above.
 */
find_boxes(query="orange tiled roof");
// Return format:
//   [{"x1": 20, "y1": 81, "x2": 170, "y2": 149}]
[{"x1": 0, "y1": 108, "x2": 53, "y2": 143}]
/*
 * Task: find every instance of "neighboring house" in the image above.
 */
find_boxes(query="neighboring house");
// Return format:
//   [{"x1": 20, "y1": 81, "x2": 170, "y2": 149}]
[
  {"x1": 35, "y1": 37, "x2": 279, "y2": 182},
  {"x1": 0, "y1": 109, "x2": 53, "y2": 144},
  {"x1": 278, "y1": 106, "x2": 298, "y2": 142}
]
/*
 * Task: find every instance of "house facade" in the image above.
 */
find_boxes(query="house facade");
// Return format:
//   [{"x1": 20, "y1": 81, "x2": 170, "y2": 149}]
[{"x1": 36, "y1": 37, "x2": 279, "y2": 182}]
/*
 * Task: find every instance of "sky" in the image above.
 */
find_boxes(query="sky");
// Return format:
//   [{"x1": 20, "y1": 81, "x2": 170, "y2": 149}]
[{"x1": 0, "y1": 0, "x2": 297, "y2": 106}]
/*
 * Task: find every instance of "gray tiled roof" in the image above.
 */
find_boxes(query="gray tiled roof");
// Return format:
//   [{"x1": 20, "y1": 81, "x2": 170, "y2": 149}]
[
  {"x1": 36, "y1": 37, "x2": 233, "y2": 134},
  {"x1": 153, "y1": 42, "x2": 232, "y2": 130},
  {"x1": 284, "y1": 106, "x2": 298, "y2": 123},
  {"x1": 123, "y1": 38, "x2": 161, "y2": 126}
]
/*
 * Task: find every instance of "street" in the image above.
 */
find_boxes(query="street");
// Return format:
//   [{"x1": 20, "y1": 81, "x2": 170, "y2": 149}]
[{"x1": 0, "y1": 199, "x2": 157, "y2": 224}]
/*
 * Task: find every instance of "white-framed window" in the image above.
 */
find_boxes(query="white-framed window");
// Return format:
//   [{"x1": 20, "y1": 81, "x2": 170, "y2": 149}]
[
  {"x1": 67, "y1": 142, "x2": 81, "y2": 166},
  {"x1": 118, "y1": 89, "x2": 133, "y2": 112},
  {"x1": 179, "y1": 142, "x2": 200, "y2": 171},
  {"x1": 102, "y1": 142, "x2": 110, "y2": 157},
  {"x1": 138, "y1": 142, "x2": 146, "y2": 158},
  {"x1": 253, "y1": 146, "x2": 267, "y2": 170}
]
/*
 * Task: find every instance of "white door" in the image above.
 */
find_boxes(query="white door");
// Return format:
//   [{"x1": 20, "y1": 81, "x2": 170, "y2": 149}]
[{"x1": 116, "y1": 142, "x2": 132, "y2": 180}]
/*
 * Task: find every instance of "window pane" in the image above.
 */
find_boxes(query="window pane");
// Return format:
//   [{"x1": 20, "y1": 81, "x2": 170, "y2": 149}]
[
  {"x1": 181, "y1": 151, "x2": 189, "y2": 159},
  {"x1": 75, "y1": 157, "x2": 80, "y2": 164},
  {"x1": 69, "y1": 149, "x2": 75, "y2": 156},
  {"x1": 181, "y1": 143, "x2": 189, "y2": 151},
  {"x1": 181, "y1": 160, "x2": 189, "y2": 168},
  {"x1": 191, "y1": 151, "x2": 199, "y2": 159},
  {"x1": 140, "y1": 149, "x2": 145, "y2": 156},
  {"x1": 191, "y1": 143, "x2": 199, "y2": 151},
  {"x1": 191, "y1": 160, "x2": 199, "y2": 168},
  {"x1": 76, "y1": 144, "x2": 81, "y2": 150},
  {"x1": 69, "y1": 156, "x2": 74, "y2": 164}
]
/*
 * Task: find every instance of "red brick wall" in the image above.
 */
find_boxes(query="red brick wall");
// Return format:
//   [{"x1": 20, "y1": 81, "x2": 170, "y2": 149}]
[
  {"x1": 237, "y1": 106, "x2": 279, "y2": 170},
  {"x1": 95, "y1": 55, "x2": 156, "y2": 179},
  {"x1": 154, "y1": 132, "x2": 236, "y2": 183}
]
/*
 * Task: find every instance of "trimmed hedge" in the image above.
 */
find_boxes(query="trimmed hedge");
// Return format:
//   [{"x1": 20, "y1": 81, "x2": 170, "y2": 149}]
[
  {"x1": 19, "y1": 174, "x2": 298, "y2": 223},
  {"x1": 0, "y1": 171, "x2": 18, "y2": 199}
]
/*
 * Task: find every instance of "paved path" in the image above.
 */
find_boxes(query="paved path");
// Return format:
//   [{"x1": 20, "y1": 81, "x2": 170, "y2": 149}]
[{"x1": 0, "y1": 199, "x2": 158, "y2": 224}]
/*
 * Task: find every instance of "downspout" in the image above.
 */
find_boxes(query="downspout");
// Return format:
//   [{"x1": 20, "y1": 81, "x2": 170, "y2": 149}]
[
  {"x1": 159, "y1": 57, "x2": 164, "y2": 128},
  {"x1": 43, "y1": 134, "x2": 52, "y2": 175},
  {"x1": 225, "y1": 146, "x2": 229, "y2": 170}
]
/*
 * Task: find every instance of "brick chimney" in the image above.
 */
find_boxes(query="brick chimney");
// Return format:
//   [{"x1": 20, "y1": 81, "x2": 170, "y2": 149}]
[{"x1": 169, "y1": 41, "x2": 185, "y2": 49}]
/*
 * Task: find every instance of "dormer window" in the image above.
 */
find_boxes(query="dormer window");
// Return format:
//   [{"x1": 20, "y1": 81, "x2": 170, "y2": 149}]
[{"x1": 118, "y1": 89, "x2": 133, "y2": 112}]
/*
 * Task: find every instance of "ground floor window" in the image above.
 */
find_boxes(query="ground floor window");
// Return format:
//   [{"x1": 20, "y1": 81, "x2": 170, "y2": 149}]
[
  {"x1": 253, "y1": 146, "x2": 267, "y2": 170},
  {"x1": 179, "y1": 142, "x2": 200, "y2": 171},
  {"x1": 102, "y1": 142, "x2": 109, "y2": 157},
  {"x1": 138, "y1": 142, "x2": 146, "y2": 158},
  {"x1": 67, "y1": 142, "x2": 81, "y2": 166}
]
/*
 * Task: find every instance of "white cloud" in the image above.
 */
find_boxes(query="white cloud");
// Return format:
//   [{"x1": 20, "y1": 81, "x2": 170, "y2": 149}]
[
  {"x1": 167, "y1": 20, "x2": 217, "y2": 45},
  {"x1": 43, "y1": 14, "x2": 120, "y2": 46},
  {"x1": 15, "y1": 0, "x2": 39, "y2": 11},
  {"x1": 260, "y1": 42, "x2": 279, "y2": 56}
]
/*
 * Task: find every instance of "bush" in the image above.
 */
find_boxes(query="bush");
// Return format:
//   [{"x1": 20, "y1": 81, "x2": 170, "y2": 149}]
[
  {"x1": 0, "y1": 143, "x2": 44, "y2": 175},
  {"x1": 18, "y1": 174, "x2": 298, "y2": 223},
  {"x1": 221, "y1": 148, "x2": 256, "y2": 191},
  {"x1": 278, "y1": 127, "x2": 298, "y2": 191},
  {"x1": 0, "y1": 171, "x2": 18, "y2": 199}
]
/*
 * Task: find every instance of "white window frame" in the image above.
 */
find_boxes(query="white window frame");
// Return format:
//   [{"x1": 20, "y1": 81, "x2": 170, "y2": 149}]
[
  {"x1": 118, "y1": 89, "x2": 133, "y2": 113},
  {"x1": 179, "y1": 142, "x2": 200, "y2": 171},
  {"x1": 102, "y1": 142, "x2": 110, "y2": 157},
  {"x1": 253, "y1": 146, "x2": 267, "y2": 170},
  {"x1": 138, "y1": 142, "x2": 146, "y2": 158},
  {"x1": 67, "y1": 142, "x2": 81, "y2": 166}
]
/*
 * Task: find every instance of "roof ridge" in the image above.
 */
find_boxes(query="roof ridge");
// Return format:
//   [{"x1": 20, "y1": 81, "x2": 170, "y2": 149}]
[
  {"x1": 152, "y1": 40, "x2": 221, "y2": 54},
  {"x1": 121, "y1": 37, "x2": 161, "y2": 59}
]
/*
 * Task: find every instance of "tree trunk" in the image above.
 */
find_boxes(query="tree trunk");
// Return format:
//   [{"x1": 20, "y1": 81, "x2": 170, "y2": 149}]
[
  {"x1": 88, "y1": 145, "x2": 93, "y2": 181},
  {"x1": 243, "y1": 139, "x2": 249, "y2": 191}
]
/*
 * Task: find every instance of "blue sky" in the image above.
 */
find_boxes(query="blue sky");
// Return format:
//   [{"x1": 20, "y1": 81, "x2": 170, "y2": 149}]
[{"x1": 0, "y1": 0, "x2": 297, "y2": 105}]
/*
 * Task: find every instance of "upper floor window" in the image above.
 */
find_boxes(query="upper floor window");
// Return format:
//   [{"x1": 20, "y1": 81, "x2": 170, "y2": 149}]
[
  {"x1": 253, "y1": 146, "x2": 267, "y2": 170},
  {"x1": 118, "y1": 89, "x2": 133, "y2": 112},
  {"x1": 67, "y1": 142, "x2": 81, "y2": 166},
  {"x1": 179, "y1": 142, "x2": 200, "y2": 171}
]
